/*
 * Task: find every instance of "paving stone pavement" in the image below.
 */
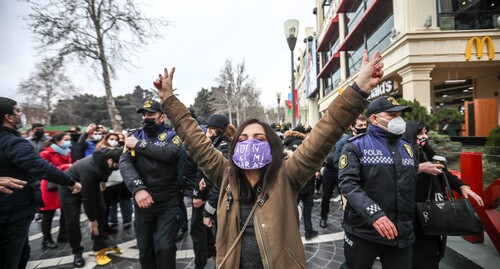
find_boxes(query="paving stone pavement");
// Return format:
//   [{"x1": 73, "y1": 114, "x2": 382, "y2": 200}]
[{"x1": 26, "y1": 195, "x2": 493, "y2": 269}]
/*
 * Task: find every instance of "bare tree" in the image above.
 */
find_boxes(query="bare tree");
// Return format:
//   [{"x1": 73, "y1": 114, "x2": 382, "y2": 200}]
[
  {"x1": 18, "y1": 57, "x2": 75, "y2": 125},
  {"x1": 23, "y1": 0, "x2": 167, "y2": 131},
  {"x1": 213, "y1": 60, "x2": 262, "y2": 126}
]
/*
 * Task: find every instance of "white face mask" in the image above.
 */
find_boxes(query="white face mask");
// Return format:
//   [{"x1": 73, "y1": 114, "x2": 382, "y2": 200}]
[
  {"x1": 92, "y1": 134, "x2": 102, "y2": 141},
  {"x1": 108, "y1": 140, "x2": 118, "y2": 147},
  {"x1": 377, "y1": 115, "x2": 406, "y2": 135}
]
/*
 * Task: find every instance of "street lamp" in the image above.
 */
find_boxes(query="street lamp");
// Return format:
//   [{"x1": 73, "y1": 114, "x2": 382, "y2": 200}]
[
  {"x1": 284, "y1": 19, "x2": 299, "y2": 128},
  {"x1": 276, "y1": 92, "x2": 282, "y2": 123}
]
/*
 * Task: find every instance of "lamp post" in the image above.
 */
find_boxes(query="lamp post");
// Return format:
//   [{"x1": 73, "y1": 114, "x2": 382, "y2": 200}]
[
  {"x1": 284, "y1": 19, "x2": 299, "y2": 128},
  {"x1": 276, "y1": 92, "x2": 282, "y2": 123}
]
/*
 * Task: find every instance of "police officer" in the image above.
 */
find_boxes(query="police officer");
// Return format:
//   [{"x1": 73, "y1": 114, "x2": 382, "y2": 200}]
[
  {"x1": 119, "y1": 100, "x2": 183, "y2": 268},
  {"x1": 338, "y1": 96, "x2": 417, "y2": 269}
]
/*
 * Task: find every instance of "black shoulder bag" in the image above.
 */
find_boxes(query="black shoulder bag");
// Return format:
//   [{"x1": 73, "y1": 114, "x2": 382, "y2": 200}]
[{"x1": 416, "y1": 172, "x2": 483, "y2": 236}]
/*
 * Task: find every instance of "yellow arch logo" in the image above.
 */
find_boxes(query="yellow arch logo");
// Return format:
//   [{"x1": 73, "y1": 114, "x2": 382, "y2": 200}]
[{"x1": 465, "y1": 36, "x2": 494, "y2": 61}]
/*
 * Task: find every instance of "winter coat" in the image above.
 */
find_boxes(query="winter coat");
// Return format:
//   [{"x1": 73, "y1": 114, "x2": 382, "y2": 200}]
[
  {"x1": 283, "y1": 130, "x2": 305, "y2": 152},
  {"x1": 162, "y1": 86, "x2": 368, "y2": 269},
  {"x1": 0, "y1": 126, "x2": 75, "y2": 223},
  {"x1": 26, "y1": 135, "x2": 51, "y2": 153},
  {"x1": 120, "y1": 124, "x2": 183, "y2": 205},
  {"x1": 339, "y1": 125, "x2": 418, "y2": 248},
  {"x1": 39, "y1": 146, "x2": 72, "y2": 210}
]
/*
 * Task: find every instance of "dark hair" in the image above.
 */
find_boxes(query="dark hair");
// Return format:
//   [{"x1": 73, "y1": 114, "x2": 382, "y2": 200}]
[
  {"x1": 403, "y1": 120, "x2": 437, "y2": 161},
  {"x1": 228, "y1": 118, "x2": 284, "y2": 200},
  {"x1": 0, "y1": 97, "x2": 17, "y2": 125},
  {"x1": 351, "y1": 114, "x2": 367, "y2": 126},
  {"x1": 45, "y1": 132, "x2": 69, "y2": 147},
  {"x1": 32, "y1": 123, "x2": 44, "y2": 129},
  {"x1": 403, "y1": 120, "x2": 425, "y2": 148}
]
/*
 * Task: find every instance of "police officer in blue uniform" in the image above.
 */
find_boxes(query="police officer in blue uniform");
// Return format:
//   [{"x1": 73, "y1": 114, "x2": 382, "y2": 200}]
[
  {"x1": 120, "y1": 100, "x2": 183, "y2": 268},
  {"x1": 338, "y1": 96, "x2": 417, "y2": 269}
]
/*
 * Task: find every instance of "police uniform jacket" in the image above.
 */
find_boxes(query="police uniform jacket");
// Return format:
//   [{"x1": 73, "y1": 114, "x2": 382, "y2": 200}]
[
  {"x1": 162, "y1": 86, "x2": 368, "y2": 269},
  {"x1": 338, "y1": 125, "x2": 418, "y2": 248},
  {"x1": 120, "y1": 124, "x2": 182, "y2": 205}
]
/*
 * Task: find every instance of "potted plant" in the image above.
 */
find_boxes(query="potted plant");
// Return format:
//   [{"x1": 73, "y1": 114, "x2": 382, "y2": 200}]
[{"x1": 433, "y1": 107, "x2": 464, "y2": 136}]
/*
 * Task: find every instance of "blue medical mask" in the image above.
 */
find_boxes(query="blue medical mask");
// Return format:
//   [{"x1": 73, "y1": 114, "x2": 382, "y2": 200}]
[{"x1": 61, "y1": 140, "x2": 72, "y2": 149}]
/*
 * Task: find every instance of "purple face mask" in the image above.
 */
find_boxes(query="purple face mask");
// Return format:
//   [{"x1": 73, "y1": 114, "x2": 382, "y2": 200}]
[{"x1": 232, "y1": 139, "x2": 272, "y2": 170}]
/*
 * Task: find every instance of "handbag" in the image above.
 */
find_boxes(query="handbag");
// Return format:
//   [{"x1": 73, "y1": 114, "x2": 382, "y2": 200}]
[{"x1": 416, "y1": 172, "x2": 483, "y2": 236}]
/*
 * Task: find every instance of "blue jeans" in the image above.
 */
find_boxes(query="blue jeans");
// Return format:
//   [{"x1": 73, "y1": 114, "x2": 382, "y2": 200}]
[
  {"x1": 108, "y1": 198, "x2": 133, "y2": 225},
  {"x1": 135, "y1": 200, "x2": 179, "y2": 268},
  {"x1": 297, "y1": 192, "x2": 314, "y2": 232},
  {"x1": 0, "y1": 215, "x2": 33, "y2": 269}
]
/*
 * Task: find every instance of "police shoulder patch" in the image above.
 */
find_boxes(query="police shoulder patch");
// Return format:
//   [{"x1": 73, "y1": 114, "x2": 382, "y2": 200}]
[
  {"x1": 403, "y1": 144, "x2": 413, "y2": 158},
  {"x1": 172, "y1": 135, "x2": 182, "y2": 146},
  {"x1": 339, "y1": 154, "x2": 349, "y2": 170},
  {"x1": 158, "y1": 133, "x2": 167, "y2": 141}
]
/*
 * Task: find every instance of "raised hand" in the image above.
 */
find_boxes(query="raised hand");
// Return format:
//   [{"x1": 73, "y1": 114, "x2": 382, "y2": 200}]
[
  {"x1": 354, "y1": 50, "x2": 384, "y2": 93},
  {"x1": 153, "y1": 67, "x2": 176, "y2": 101}
]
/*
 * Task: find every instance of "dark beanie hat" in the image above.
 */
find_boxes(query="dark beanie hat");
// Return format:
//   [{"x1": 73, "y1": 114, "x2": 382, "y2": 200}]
[{"x1": 207, "y1": 114, "x2": 229, "y2": 130}]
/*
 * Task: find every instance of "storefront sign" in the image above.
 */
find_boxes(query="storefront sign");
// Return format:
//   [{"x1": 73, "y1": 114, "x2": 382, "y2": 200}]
[
  {"x1": 368, "y1": 80, "x2": 395, "y2": 100},
  {"x1": 465, "y1": 36, "x2": 494, "y2": 61}
]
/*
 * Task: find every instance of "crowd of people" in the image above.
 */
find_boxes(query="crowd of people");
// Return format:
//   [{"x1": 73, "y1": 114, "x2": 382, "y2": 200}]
[{"x1": 0, "y1": 50, "x2": 485, "y2": 269}]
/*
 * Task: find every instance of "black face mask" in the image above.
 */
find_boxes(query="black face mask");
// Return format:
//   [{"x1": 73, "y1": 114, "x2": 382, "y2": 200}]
[
  {"x1": 34, "y1": 130, "x2": 44, "y2": 139},
  {"x1": 70, "y1": 133, "x2": 81, "y2": 142},
  {"x1": 354, "y1": 127, "x2": 367, "y2": 135},
  {"x1": 142, "y1": 118, "x2": 157, "y2": 132}
]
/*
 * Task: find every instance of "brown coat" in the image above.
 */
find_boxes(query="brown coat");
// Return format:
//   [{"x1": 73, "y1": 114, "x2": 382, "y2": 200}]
[{"x1": 162, "y1": 87, "x2": 368, "y2": 269}]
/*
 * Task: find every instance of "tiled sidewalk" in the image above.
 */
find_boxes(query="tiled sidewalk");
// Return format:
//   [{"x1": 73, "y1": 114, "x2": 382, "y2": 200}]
[{"x1": 26, "y1": 197, "x2": 494, "y2": 268}]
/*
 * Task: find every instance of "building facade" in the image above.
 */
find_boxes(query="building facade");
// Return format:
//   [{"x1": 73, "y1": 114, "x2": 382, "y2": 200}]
[{"x1": 296, "y1": 0, "x2": 500, "y2": 136}]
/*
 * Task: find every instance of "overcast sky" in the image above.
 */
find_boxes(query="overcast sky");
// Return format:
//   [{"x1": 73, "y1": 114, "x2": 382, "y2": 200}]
[{"x1": 0, "y1": 0, "x2": 316, "y2": 109}]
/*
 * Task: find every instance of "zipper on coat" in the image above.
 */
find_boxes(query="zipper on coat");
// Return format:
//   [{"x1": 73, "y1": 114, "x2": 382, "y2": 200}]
[{"x1": 254, "y1": 209, "x2": 271, "y2": 268}]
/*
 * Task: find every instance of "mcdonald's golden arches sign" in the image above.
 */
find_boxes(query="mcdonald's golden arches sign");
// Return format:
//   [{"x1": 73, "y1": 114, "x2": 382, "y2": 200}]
[{"x1": 465, "y1": 36, "x2": 494, "y2": 61}]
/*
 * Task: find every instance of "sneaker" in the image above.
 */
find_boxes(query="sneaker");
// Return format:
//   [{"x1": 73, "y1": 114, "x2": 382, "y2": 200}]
[
  {"x1": 73, "y1": 251, "x2": 85, "y2": 268},
  {"x1": 108, "y1": 222, "x2": 118, "y2": 229},
  {"x1": 333, "y1": 195, "x2": 341, "y2": 202},
  {"x1": 305, "y1": 230, "x2": 319, "y2": 240},
  {"x1": 34, "y1": 213, "x2": 43, "y2": 222},
  {"x1": 319, "y1": 218, "x2": 328, "y2": 228},
  {"x1": 42, "y1": 239, "x2": 58, "y2": 249}
]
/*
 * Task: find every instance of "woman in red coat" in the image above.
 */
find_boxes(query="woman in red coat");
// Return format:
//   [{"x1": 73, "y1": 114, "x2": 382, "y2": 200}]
[{"x1": 39, "y1": 132, "x2": 72, "y2": 248}]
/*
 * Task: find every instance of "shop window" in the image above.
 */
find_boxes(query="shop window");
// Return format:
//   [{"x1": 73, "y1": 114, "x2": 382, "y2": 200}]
[
  {"x1": 437, "y1": 0, "x2": 500, "y2": 30},
  {"x1": 433, "y1": 79, "x2": 474, "y2": 110}
]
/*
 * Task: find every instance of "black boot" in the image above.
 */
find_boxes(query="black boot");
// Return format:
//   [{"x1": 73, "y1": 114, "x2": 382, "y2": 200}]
[{"x1": 73, "y1": 251, "x2": 85, "y2": 268}]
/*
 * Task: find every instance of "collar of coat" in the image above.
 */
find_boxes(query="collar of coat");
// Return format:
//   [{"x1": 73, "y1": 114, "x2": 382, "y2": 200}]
[{"x1": 283, "y1": 130, "x2": 306, "y2": 140}]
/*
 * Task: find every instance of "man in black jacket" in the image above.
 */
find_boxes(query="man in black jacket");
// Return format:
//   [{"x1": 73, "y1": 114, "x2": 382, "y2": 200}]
[
  {"x1": 0, "y1": 97, "x2": 81, "y2": 269},
  {"x1": 120, "y1": 100, "x2": 183, "y2": 268},
  {"x1": 338, "y1": 96, "x2": 416, "y2": 269}
]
